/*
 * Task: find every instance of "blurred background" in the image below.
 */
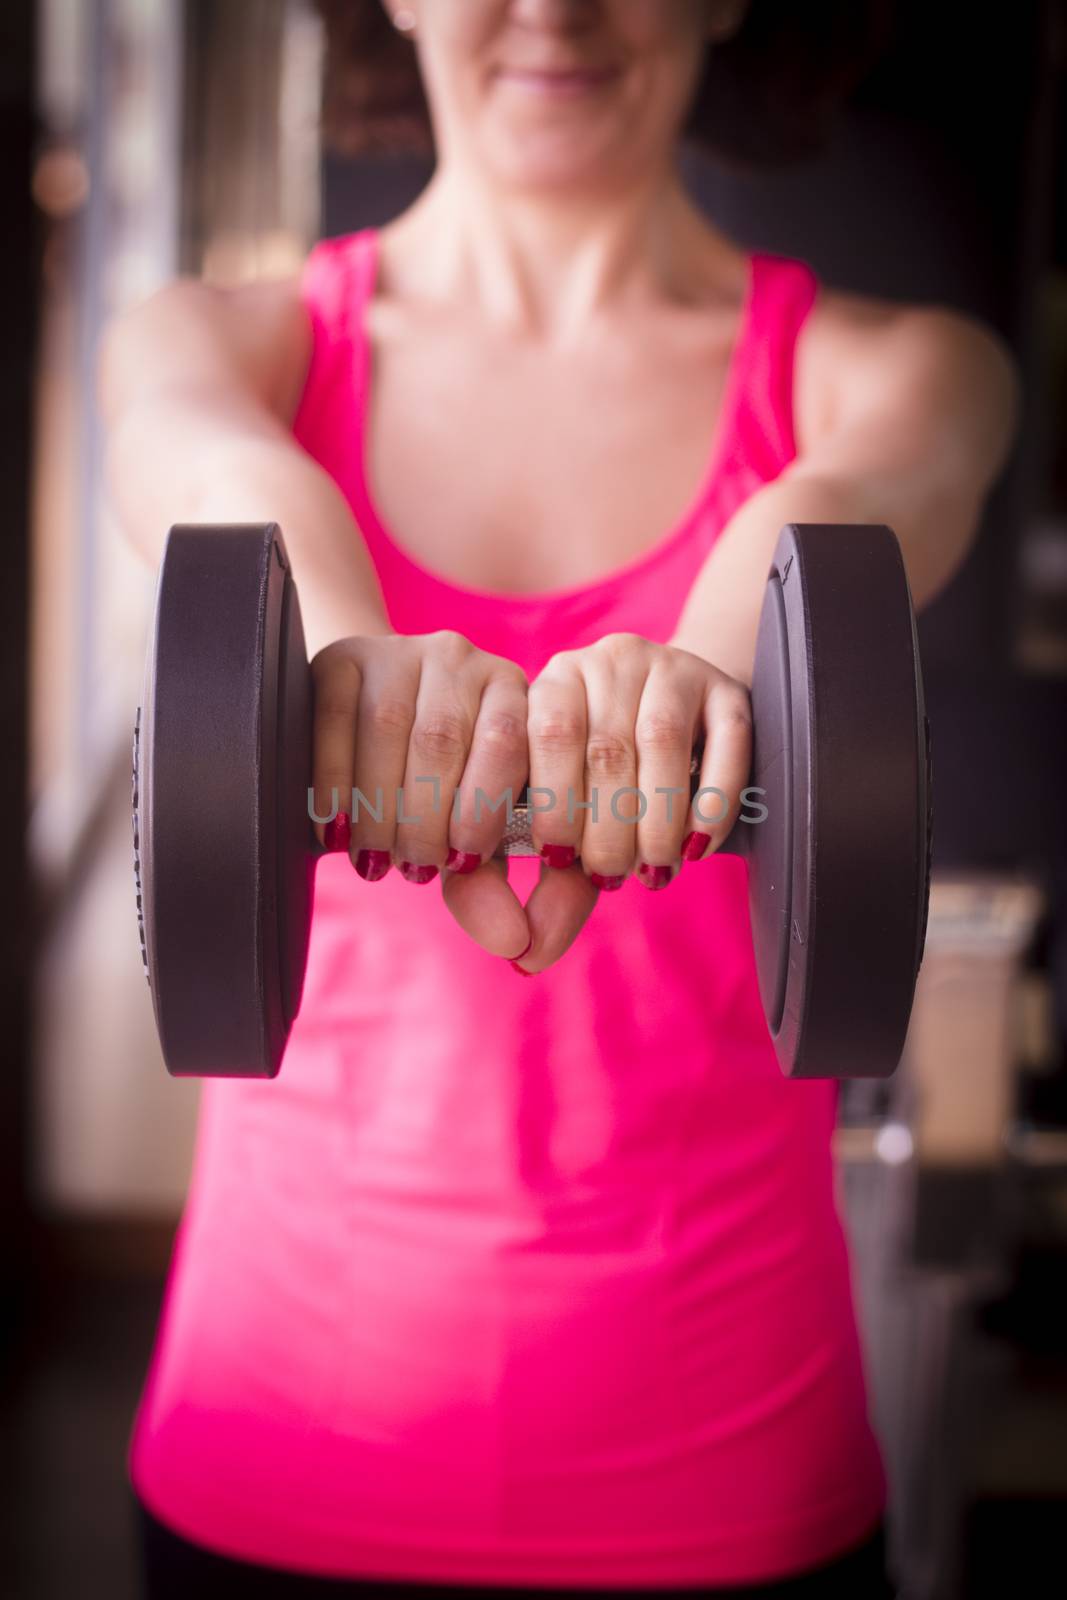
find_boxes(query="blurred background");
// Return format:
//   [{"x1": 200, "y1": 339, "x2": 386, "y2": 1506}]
[{"x1": 1, "y1": 1, "x2": 1066, "y2": 1596}]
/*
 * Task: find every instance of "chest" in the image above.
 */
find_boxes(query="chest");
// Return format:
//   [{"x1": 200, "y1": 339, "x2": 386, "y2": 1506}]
[{"x1": 361, "y1": 299, "x2": 827, "y2": 596}]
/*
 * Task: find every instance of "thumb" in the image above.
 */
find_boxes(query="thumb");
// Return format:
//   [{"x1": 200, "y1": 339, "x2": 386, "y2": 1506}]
[{"x1": 439, "y1": 856, "x2": 532, "y2": 962}]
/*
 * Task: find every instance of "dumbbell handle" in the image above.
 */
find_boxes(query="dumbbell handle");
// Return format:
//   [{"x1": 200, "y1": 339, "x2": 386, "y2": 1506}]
[{"x1": 310, "y1": 748, "x2": 753, "y2": 863}]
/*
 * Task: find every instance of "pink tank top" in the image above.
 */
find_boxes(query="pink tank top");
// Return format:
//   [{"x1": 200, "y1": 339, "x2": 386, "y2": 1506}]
[{"x1": 128, "y1": 227, "x2": 886, "y2": 1588}]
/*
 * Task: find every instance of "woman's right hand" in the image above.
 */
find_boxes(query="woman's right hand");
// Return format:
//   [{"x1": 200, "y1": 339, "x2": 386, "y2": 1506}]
[{"x1": 310, "y1": 630, "x2": 536, "y2": 962}]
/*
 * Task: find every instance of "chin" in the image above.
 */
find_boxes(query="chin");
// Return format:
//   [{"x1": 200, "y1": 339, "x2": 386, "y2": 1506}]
[{"x1": 484, "y1": 120, "x2": 635, "y2": 194}]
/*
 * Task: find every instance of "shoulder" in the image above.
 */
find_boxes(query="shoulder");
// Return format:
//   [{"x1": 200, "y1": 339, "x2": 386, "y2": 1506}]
[
  {"x1": 99, "y1": 271, "x2": 313, "y2": 426},
  {"x1": 200, "y1": 273, "x2": 315, "y2": 424},
  {"x1": 794, "y1": 280, "x2": 1022, "y2": 474}
]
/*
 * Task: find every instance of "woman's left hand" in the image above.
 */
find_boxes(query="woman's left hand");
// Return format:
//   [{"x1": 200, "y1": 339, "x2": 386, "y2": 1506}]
[{"x1": 499, "y1": 634, "x2": 752, "y2": 974}]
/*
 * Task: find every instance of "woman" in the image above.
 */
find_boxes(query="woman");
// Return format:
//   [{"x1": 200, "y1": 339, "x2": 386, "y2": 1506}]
[{"x1": 99, "y1": 2, "x2": 1020, "y2": 1595}]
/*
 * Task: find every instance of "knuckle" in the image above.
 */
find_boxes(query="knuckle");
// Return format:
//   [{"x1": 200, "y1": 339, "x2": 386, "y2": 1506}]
[
  {"x1": 312, "y1": 660, "x2": 361, "y2": 717},
  {"x1": 315, "y1": 694, "x2": 356, "y2": 726},
  {"x1": 312, "y1": 756, "x2": 350, "y2": 781},
  {"x1": 429, "y1": 628, "x2": 473, "y2": 663},
  {"x1": 529, "y1": 710, "x2": 586, "y2": 753},
  {"x1": 532, "y1": 649, "x2": 576, "y2": 684},
  {"x1": 712, "y1": 678, "x2": 752, "y2": 710},
  {"x1": 714, "y1": 701, "x2": 753, "y2": 735},
  {"x1": 491, "y1": 655, "x2": 529, "y2": 686},
  {"x1": 586, "y1": 732, "x2": 633, "y2": 778},
  {"x1": 366, "y1": 696, "x2": 414, "y2": 740},
  {"x1": 635, "y1": 708, "x2": 690, "y2": 752},
  {"x1": 311, "y1": 648, "x2": 360, "y2": 687},
  {"x1": 411, "y1": 708, "x2": 469, "y2": 761},
  {"x1": 475, "y1": 709, "x2": 527, "y2": 760},
  {"x1": 595, "y1": 630, "x2": 642, "y2": 659}
]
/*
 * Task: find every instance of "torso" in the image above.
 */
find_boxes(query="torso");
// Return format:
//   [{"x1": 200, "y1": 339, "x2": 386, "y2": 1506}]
[
  {"x1": 277, "y1": 224, "x2": 894, "y2": 597},
  {"x1": 132, "y1": 222, "x2": 895, "y2": 1587}
]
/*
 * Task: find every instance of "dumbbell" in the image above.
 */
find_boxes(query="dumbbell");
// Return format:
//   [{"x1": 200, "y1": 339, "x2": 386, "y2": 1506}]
[{"x1": 132, "y1": 521, "x2": 931, "y2": 1082}]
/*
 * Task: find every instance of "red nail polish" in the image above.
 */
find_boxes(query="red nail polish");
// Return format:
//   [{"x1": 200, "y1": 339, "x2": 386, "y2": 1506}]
[
  {"x1": 589, "y1": 872, "x2": 627, "y2": 891},
  {"x1": 324, "y1": 811, "x2": 351, "y2": 852},
  {"x1": 681, "y1": 831, "x2": 710, "y2": 862},
  {"x1": 445, "y1": 848, "x2": 482, "y2": 874},
  {"x1": 397, "y1": 861, "x2": 439, "y2": 884},
  {"x1": 637, "y1": 863, "x2": 673, "y2": 890},
  {"x1": 503, "y1": 936, "x2": 533, "y2": 964},
  {"x1": 539, "y1": 842, "x2": 576, "y2": 869},
  {"x1": 355, "y1": 848, "x2": 391, "y2": 881},
  {"x1": 510, "y1": 962, "x2": 534, "y2": 977}
]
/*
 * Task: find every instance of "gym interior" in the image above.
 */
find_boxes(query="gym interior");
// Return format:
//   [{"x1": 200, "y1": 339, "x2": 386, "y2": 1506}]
[{"x1": 2, "y1": 2, "x2": 1067, "y2": 1597}]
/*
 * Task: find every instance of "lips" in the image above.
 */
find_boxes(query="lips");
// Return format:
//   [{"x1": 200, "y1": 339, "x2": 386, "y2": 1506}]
[{"x1": 495, "y1": 65, "x2": 619, "y2": 89}]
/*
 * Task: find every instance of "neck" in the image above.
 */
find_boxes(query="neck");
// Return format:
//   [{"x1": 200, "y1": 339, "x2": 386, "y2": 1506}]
[{"x1": 381, "y1": 159, "x2": 729, "y2": 345}]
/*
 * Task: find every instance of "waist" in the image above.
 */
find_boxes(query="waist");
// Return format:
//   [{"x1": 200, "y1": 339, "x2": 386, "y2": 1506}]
[
  {"x1": 130, "y1": 1164, "x2": 881, "y2": 1586},
  {"x1": 170, "y1": 1046, "x2": 847, "y2": 1458}
]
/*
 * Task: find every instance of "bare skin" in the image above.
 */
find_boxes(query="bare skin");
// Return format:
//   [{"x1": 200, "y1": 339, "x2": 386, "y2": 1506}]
[{"x1": 98, "y1": 0, "x2": 1020, "y2": 972}]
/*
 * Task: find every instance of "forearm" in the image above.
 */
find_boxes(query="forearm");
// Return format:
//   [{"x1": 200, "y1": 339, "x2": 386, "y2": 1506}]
[
  {"x1": 667, "y1": 464, "x2": 984, "y2": 688},
  {"x1": 105, "y1": 414, "x2": 393, "y2": 659}
]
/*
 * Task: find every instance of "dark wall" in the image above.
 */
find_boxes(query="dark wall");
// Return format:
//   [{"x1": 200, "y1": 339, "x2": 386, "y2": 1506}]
[{"x1": 1, "y1": 0, "x2": 37, "y2": 1353}]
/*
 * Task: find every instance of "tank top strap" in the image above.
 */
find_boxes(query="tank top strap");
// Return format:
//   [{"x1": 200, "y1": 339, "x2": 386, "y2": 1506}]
[
  {"x1": 290, "y1": 230, "x2": 378, "y2": 452},
  {"x1": 735, "y1": 250, "x2": 820, "y2": 479},
  {"x1": 298, "y1": 228, "x2": 376, "y2": 337}
]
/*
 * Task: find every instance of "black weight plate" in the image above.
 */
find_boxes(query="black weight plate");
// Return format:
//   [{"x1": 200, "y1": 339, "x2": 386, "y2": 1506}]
[
  {"x1": 277, "y1": 549, "x2": 316, "y2": 1038},
  {"x1": 744, "y1": 556, "x2": 794, "y2": 1039},
  {"x1": 136, "y1": 523, "x2": 298, "y2": 1077},
  {"x1": 759, "y1": 523, "x2": 929, "y2": 1078}
]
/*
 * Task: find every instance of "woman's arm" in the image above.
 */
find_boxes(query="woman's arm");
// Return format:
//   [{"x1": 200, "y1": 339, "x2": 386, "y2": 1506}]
[
  {"x1": 96, "y1": 275, "x2": 392, "y2": 659},
  {"x1": 669, "y1": 305, "x2": 1023, "y2": 686}
]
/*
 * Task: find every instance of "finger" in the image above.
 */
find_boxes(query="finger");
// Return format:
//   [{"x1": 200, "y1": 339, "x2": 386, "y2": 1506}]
[
  {"x1": 573, "y1": 633, "x2": 646, "y2": 882},
  {"x1": 632, "y1": 660, "x2": 704, "y2": 888},
  {"x1": 310, "y1": 649, "x2": 362, "y2": 853},
  {"x1": 439, "y1": 855, "x2": 531, "y2": 961},
  {"x1": 395, "y1": 639, "x2": 478, "y2": 881},
  {"x1": 510, "y1": 857, "x2": 599, "y2": 974},
  {"x1": 350, "y1": 649, "x2": 419, "y2": 878},
  {"x1": 526, "y1": 652, "x2": 588, "y2": 870},
  {"x1": 688, "y1": 677, "x2": 753, "y2": 860},
  {"x1": 446, "y1": 665, "x2": 529, "y2": 872}
]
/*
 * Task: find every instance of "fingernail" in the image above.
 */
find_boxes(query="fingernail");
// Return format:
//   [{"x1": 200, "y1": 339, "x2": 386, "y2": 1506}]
[
  {"x1": 502, "y1": 936, "x2": 533, "y2": 964},
  {"x1": 681, "y1": 830, "x2": 710, "y2": 862},
  {"x1": 355, "y1": 848, "x2": 391, "y2": 881},
  {"x1": 589, "y1": 872, "x2": 626, "y2": 892},
  {"x1": 445, "y1": 848, "x2": 482, "y2": 874},
  {"x1": 324, "y1": 811, "x2": 351, "y2": 852},
  {"x1": 397, "y1": 860, "x2": 439, "y2": 884},
  {"x1": 510, "y1": 961, "x2": 534, "y2": 977},
  {"x1": 539, "y1": 843, "x2": 576, "y2": 869},
  {"x1": 637, "y1": 863, "x2": 673, "y2": 890}
]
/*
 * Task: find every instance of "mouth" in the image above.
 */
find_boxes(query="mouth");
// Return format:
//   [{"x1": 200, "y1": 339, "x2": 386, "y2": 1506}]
[{"x1": 493, "y1": 65, "x2": 621, "y2": 96}]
